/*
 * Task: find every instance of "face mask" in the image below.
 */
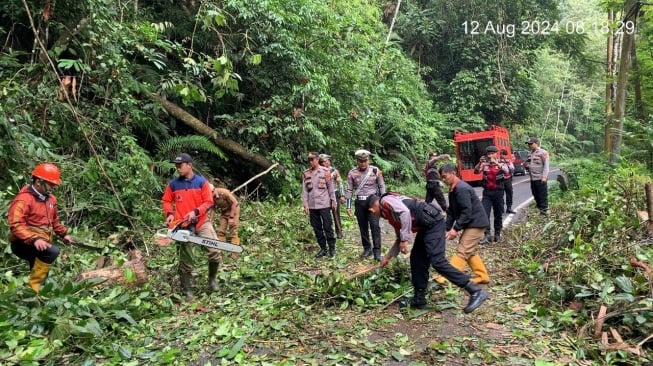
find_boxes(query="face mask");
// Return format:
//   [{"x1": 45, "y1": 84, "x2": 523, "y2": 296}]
[{"x1": 30, "y1": 184, "x2": 50, "y2": 201}]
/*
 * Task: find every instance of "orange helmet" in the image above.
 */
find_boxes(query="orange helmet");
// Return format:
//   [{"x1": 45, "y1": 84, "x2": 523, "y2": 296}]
[{"x1": 31, "y1": 163, "x2": 62, "y2": 185}]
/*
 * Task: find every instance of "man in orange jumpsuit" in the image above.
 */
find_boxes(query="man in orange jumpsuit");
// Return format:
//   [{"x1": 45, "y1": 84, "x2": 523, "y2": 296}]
[{"x1": 8, "y1": 163, "x2": 73, "y2": 293}]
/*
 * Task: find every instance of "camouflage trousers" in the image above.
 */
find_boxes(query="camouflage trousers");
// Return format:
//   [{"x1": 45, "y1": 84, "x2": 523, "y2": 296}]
[{"x1": 177, "y1": 221, "x2": 221, "y2": 274}]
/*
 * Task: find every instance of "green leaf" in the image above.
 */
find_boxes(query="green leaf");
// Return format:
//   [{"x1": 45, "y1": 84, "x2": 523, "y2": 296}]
[
  {"x1": 113, "y1": 310, "x2": 137, "y2": 325},
  {"x1": 227, "y1": 337, "x2": 246, "y2": 359},
  {"x1": 614, "y1": 275, "x2": 633, "y2": 294},
  {"x1": 250, "y1": 54, "x2": 262, "y2": 65}
]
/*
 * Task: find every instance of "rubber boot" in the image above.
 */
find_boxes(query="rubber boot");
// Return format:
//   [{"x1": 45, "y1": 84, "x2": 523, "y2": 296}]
[
  {"x1": 433, "y1": 255, "x2": 467, "y2": 285},
  {"x1": 180, "y1": 272, "x2": 196, "y2": 301},
  {"x1": 28, "y1": 258, "x2": 52, "y2": 293},
  {"x1": 208, "y1": 262, "x2": 220, "y2": 291},
  {"x1": 373, "y1": 249, "x2": 382, "y2": 262},
  {"x1": 463, "y1": 281, "x2": 488, "y2": 313},
  {"x1": 230, "y1": 236, "x2": 241, "y2": 260},
  {"x1": 399, "y1": 288, "x2": 427, "y2": 309},
  {"x1": 360, "y1": 248, "x2": 372, "y2": 258},
  {"x1": 468, "y1": 255, "x2": 490, "y2": 284}
]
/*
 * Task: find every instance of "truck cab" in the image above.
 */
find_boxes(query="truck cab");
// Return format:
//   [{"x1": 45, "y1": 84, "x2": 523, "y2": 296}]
[{"x1": 454, "y1": 125, "x2": 511, "y2": 185}]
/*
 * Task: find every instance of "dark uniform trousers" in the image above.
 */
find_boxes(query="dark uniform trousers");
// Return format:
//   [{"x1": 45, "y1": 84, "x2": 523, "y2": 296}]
[
  {"x1": 503, "y1": 177, "x2": 513, "y2": 210},
  {"x1": 410, "y1": 218, "x2": 469, "y2": 290},
  {"x1": 11, "y1": 240, "x2": 60, "y2": 268},
  {"x1": 482, "y1": 189, "x2": 504, "y2": 235},
  {"x1": 309, "y1": 208, "x2": 336, "y2": 250},
  {"x1": 354, "y1": 199, "x2": 381, "y2": 252},
  {"x1": 531, "y1": 180, "x2": 548, "y2": 214}
]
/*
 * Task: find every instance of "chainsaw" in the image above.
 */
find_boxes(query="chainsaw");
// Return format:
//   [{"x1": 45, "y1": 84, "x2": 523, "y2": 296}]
[{"x1": 156, "y1": 220, "x2": 243, "y2": 253}]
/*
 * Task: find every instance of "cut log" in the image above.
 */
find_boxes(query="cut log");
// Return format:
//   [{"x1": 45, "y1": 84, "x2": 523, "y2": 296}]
[
  {"x1": 345, "y1": 264, "x2": 381, "y2": 281},
  {"x1": 76, "y1": 259, "x2": 148, "y2": 287}
]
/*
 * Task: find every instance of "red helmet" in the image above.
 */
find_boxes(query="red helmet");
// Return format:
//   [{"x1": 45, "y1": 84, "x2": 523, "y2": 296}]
[{"x1": 31, "y1": 163, "x2": 62, "y2": 185}]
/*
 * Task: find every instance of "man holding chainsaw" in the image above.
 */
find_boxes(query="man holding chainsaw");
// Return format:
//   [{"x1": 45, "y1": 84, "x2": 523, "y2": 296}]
[
  {"x1": 162, "y1": 153, "x2": 220, "y2": 300},
  {"x1": 8, "y1": 163, "x2": 73, "y2": 293},
  {"x1": 368, "y1": 193, "x2": 488, "y2": 313}
]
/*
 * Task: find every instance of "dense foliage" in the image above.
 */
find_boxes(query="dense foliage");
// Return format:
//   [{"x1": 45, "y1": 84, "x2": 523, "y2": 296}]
[
  {"x1": 513, "y1": 158, "x2": 653, "y2": 364},
  {"x1": 2, "y1": 161, "x2": 652, "y2": 365}
]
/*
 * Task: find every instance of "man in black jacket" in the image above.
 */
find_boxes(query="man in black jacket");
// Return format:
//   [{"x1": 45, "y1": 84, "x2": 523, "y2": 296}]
[
  {"x1": 436, "y1": 164, "x2": 491, "y2": 285},
  {"x1": 424, "y1": 157, "x2": 448, "y2": 211}
]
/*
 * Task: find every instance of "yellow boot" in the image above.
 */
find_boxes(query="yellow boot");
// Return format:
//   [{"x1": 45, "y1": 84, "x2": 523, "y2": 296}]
[
  {"x1": 433, "y1": 255, "x2": 467, "y2": 284},
  {"x1": 468, "y1": 254, "x2": 490, "y2": 284},
  {"x1": 230, "y1": 236, "x2": 241, "y2": 260},
  {"x1": 29, "y1": 258, "x2": 52, "y2": 293}
]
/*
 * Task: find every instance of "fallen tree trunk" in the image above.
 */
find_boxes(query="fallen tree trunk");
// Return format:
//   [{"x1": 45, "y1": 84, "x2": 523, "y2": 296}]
[
  {"x1": 76, "y1": 260, "x2": 148, "y2": 287},
  {"x1": 151, "y1": 94, "x2": 286, "y2": 175},
  {"x1": 75, "y1": 250, "x2": 148, "y2": 287}
]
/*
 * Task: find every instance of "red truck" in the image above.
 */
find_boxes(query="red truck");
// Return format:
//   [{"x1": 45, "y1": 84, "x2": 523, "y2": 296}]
[{"x1": 454, "y1": 125, "x2": 512, "y2": 185}]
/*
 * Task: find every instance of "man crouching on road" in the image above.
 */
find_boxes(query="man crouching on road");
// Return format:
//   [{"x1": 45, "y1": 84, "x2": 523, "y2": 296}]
[{"x1": 367, "y1": 193, "x2": 488, "y2": 313}]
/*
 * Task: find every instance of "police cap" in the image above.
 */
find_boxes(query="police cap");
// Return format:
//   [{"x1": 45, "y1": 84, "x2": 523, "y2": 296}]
[
  {"x1": 354, "y1": 149, "x2": 371, "y2": 160},
  {"x1": 486, "y1": 145, "x2": 499, "y2": 153}
]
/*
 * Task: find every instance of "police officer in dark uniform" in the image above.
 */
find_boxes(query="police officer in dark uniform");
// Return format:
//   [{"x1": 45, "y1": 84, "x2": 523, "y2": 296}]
[
  {"x1": 345, "y1": 149, "x2": 386, "y2": 261},
  {"x1": 368, "y1": 193, "x2": 488, "y2": 313},
  {"x1": 499, "y1": 149, "x2": 516, "y2": 214}
]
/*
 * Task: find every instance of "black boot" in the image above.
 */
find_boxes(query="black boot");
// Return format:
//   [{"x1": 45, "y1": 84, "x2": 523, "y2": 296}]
[
  {"x1": 506, "y1": 207, "x2": 516, "y2": 214},
  {"x1": 479, "y1": 233, "x2": 491, "y2": 245},
  {"x1": 399, "y1": 288, "x2": 427, "y2": 309},
  {"x1": 328, "y1": 244, "x2": 336, "y2": 258},
  {"x1": 373, "y1": 249, "x2": 382, "y2": 262},
  {"x1": 208, "y1": 262, "x2": 220, "y2": 292},
  {"x1": 180, "y1": 272, "x2": 196, "y2": 301},
  {"x1": 360, "y1": 248, "x2": 372, "y2": 258},
  {"x1": 336, "y1": 231, "x2": 343, "y2": 239},
  {"x1": 315, "y1": 248, "x2": 328, "y2": 258},
  {"x1": 493, "y1": 233, "x2": 501, "y2": 243},
  {"x1": 463, "y1": 281, "x2": 488, "y2": 313}
]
